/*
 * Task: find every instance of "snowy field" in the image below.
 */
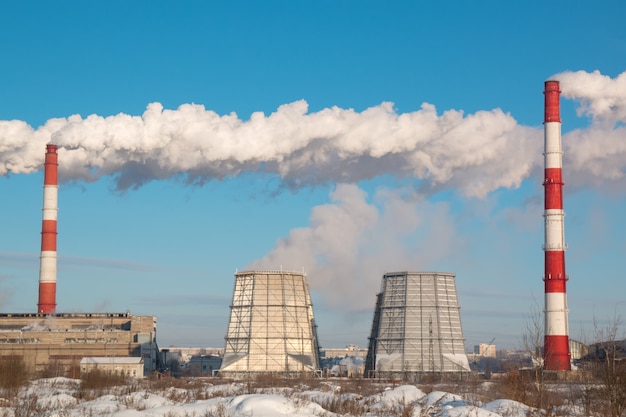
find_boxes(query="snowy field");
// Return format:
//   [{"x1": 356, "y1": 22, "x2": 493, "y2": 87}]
[{"x1": 0, "y1": 376, "x2": 592, "y2": 417}]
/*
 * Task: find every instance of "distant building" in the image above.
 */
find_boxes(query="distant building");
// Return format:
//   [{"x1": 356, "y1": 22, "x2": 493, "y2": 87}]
[
  {"x1": 320, "y1": 346, "x2": 367, "y2": 377},
  {"x1": 584, "y1": 339, "x2": 625, "y2": 361},
  {"x1": 189, "y1": 355, "x2": 222, "y2": 376},
  {"x1": 474, "y1": 343, "x2": 496, "y2": 358},
  {"x1": 80, "y1": 357, "x2": 144, "y2": 378},
  {"x1": 569, "y1": 339, "x2": 588, "y2": 361},
  {"x1": 321, "y1": 345, "x2": 368, "y2": 359}
]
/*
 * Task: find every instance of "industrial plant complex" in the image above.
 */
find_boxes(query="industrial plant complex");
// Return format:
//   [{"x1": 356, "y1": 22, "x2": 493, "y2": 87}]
[
  {"x1": 0, "y1": 145, "x2": 160, "y2": 377},
  {"x1": 0, "y1": 312, "x2": 159, "y2": 376},
  {"x1": 1, "y1": 81, "x2": 583, "y2": 379}
]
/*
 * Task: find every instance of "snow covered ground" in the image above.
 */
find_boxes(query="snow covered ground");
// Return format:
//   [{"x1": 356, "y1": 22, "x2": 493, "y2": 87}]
[{"x1": 0, "y1": 376, "x2": 586, "y2": 417}]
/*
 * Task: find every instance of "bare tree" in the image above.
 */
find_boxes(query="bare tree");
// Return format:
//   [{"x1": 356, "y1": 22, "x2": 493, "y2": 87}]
[
  {"x1": 522, "y1": 296, "x2": 544, "y2": 369},
  {"x1": 589, "y1": 313, "x2": 626, "y2": 417},
  {"x1": 520, "y1": 296, "x2": 546, "y2": 409}
]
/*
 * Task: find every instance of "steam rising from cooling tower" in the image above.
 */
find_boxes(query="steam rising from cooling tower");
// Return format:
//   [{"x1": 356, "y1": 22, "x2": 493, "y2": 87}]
[
  {"x1": 542, "y1": 81, "x2": 571, "y2": 371},
  {"x1": 38, "y1": 144, "x2": 58, "y2": 314}
]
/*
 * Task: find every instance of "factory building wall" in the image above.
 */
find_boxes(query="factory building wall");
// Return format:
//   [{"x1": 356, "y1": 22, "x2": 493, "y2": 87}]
[
  {"x1": 189, "y1": 355, "x2": 222, "y2": 376},
  {"x1": 80, "y1": 357, "x2": 144, "y2": 379},
  {"x1": 0, "y1": 313, "x2": 158, "y2": 376},
  {"x1": 219, "y1": 270, "x2": 321, "y2": 376},
  {"x1": 365, "y1": 272, "x2": 470, "y2": 378}
]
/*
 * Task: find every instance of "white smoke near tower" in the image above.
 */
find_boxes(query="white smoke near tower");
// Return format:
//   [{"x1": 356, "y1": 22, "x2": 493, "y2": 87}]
[
  {"x1": 247, "y1": 184, "x2": 464, "y2": 312},
  {"x1": 553, "y1": 70, "x2": 626, "y2": 191},
  {"x1": 1, "y1": 101, "x2": 536, "y2": 198},
  {"x1": 555, "y1": 70, "x2": 626, "y2": 124},
  {"x1": 2, "y1": 70, "x2": 625, "y2": 198}
]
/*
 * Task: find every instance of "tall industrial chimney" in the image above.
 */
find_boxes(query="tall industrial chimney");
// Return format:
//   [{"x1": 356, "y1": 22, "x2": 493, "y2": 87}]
[
  {"x1": 37, "y1": 144, "x2": 58, "y2": 314},
  {"x1": 543, "y1": 81, "x2": 571, "y2": 370}
]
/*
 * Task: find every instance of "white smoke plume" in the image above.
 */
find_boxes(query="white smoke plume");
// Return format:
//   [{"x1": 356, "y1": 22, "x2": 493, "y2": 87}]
[
  {"x1": 2, "y1": 70, "x2": 625, "y2": 197},
  {"x1": 1, "y1": 101, "x2": 539, "y2": 198},
  {"x1": 555, "y1": 70, "x2": 626, "y2": 124},
  {"x1": 247, "y1": 184, "x2": 463, "y2": 312},
  {"x1": 553, "y1": 70, "x2": 626, "y2": 190}
]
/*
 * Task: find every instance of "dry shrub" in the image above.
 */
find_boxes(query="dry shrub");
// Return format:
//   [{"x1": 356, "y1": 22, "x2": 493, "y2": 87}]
[
  {"x1": 582, "y1": 359, "x2": 626, "y2": 417},
  {"x1": 335, "y1": 378, "x2": 382, "y2": 398},
  {"x1": 78, "y1": 369, "x2": 127, "y2": 400},
  {"x1": 144, "y1": 377, "x2": 217, "y2": 403},
  {"x1": 252, "y1": 372, "x2": 286, "y2": 388},
  {"x1": 497, "y1": 366, "x2": 533, "y2": 405},
  {"x1": 0, "y1": 357, "x2": 30, "y2": 394},
  {"x1": 80, "y1": 369, "x2": 126, "y2": 389},
  {"x1": 317, "y1": 395, "x2": 368, "y2": 416},
  {"x1": 10, "y1": 394, "x2": 42, "y2": 417}
]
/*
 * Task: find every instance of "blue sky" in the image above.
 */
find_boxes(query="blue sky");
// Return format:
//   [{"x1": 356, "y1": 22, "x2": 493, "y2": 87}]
[{"x1": 1, "y1": 1, "x2": 625, "y2": 351}]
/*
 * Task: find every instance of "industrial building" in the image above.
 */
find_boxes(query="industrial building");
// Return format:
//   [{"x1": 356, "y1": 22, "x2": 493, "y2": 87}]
[
  {"x1": 80, "y1": 356, "x2": 145, "y2": 379},
  {"x1": 219, "y1": 270, "x2": 321, "y2": 376},
  {"x1": 0, "y1": 145, "x2": 161, "y2": 377},
  {"x1": 188, "y1": 355, "x2": 222, "y2": 376},
  {"x1": 0, "y1": 313, "x2": 158, "y2": 376},
  {"x1": 364, "y1": 272, "x2": 470, "y2": 378}
]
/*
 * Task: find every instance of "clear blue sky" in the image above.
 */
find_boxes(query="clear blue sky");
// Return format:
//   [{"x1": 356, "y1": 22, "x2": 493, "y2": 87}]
[{"x1": 1, "y1": 1, "x2": 625, "y2": 351}]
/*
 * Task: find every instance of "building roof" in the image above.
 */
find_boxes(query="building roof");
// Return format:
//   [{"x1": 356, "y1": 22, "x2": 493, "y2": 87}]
[{"x1": 80, "y1": 357, "x2": 143, "y2": 365}]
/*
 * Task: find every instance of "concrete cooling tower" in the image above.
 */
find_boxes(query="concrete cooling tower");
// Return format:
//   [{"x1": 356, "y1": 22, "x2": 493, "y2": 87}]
[
  {"x1": 219, "y1": 270, "x2": 321, "y2": 376},
  {"x1": 364, "y1": 272, "x2": 470, "y2": 377}
]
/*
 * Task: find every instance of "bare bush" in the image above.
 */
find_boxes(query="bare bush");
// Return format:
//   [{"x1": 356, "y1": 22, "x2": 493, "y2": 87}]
[
  {"x1": 585, "y1": 314, "x2": 626, "y2": 417},
  {"x1": 78, "y1": 369, "x2": 128, "y2": 400},
  {"x1": 10, "y1": 394, "x2": 41, "y2": 417},
  {"x1": 315, "y1": 395, "x2": 368, "y2": 415},
  {"x1": 0, "y1": 357, "x2": 30, "y2": 395}
]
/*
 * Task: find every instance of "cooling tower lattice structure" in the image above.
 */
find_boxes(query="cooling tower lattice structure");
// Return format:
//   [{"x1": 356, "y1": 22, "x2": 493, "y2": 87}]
[
  {"x1": 364, "y1": 272, "x2": 470, "y2": 377},
  {"x1": 219, "y1": 270, "x2": 321, "y2": 376}
]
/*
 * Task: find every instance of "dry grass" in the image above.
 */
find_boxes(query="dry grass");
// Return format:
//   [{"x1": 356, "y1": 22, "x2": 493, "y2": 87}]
[
  {"x1": 1, "y1": 362, "x2": 626, "y2": 416},
  {"x1": 0, "y1": 357, "x2": 30, "y2": 396}
]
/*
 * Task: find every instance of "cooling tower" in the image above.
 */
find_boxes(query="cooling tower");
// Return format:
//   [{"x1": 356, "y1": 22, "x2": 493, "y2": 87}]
[
  {"x1": 219, "y1": 270, "x2": 321, "y2": 376},
  {"x1": 364, "y1": 272, "x2": 470, "y2": 377}
]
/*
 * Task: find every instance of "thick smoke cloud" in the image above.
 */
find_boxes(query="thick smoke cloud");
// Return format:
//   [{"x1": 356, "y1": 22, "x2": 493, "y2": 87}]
[
  {"x1": 247, "y1": 184, "x2": 462, "y2": 312},
  {"x1": 553, "y1": 70, "x2": 626, "y2": 190},
  {"x1": 555, "y1": 70, "x2": 626, "y2": 124},
  {"x1": 1, "y1": 101, "x2": 538, "y2": 198},
  {"x1": 2, "y1": 70, "x2": 625, "y2": 198}
]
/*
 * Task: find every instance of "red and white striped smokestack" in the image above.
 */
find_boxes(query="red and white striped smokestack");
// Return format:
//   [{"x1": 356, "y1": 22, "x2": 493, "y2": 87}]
[
  {"x1": 543, "y1": 80, "x2": 571, "y2": 370},
  {"x1": 37, "y1": 144, "x2": 58, "y2": 314}
]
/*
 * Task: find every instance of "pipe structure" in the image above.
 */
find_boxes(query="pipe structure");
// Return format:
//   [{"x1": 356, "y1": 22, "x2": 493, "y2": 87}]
[
  {"x1": 37, "y1": 144, "x2": 58, "y2": 314},
  {"x1": 542, "y1": 81, "x2": 571, "y2": 370}
]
